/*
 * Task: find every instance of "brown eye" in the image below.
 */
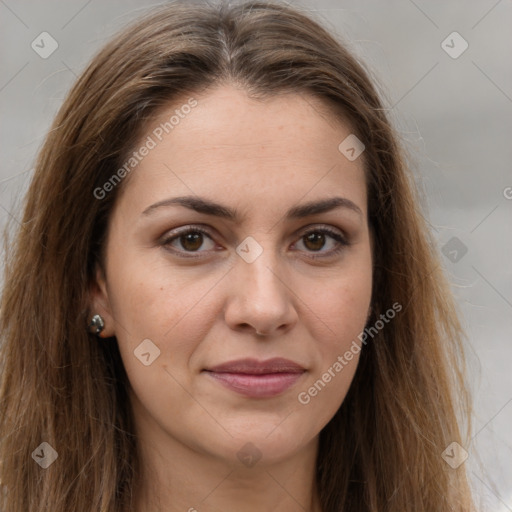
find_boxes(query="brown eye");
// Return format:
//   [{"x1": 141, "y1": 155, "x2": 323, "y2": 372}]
[
  {"x1": 179, "y1": 231, "x2": 204, "y2": 251},
  {"x1": 303, "y1": 232, "x2": 327, "y2": 252},
  {"x1": 161, "y1": 226, "x2": 216, "y2": 257},
  {"x1": 294, "y1": 227, "x2": 349, "y2": 259}
]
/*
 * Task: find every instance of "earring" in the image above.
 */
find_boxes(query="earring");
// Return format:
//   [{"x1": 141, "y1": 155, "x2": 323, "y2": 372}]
[{"x1": 89, "y1": 314, "x2": 105, "y2": 335}]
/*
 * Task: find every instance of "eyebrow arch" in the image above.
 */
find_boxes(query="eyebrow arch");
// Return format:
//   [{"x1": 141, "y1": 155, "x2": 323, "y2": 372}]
[{"x1": 141, "y1": 195, "x2": 363, "y2": 220}]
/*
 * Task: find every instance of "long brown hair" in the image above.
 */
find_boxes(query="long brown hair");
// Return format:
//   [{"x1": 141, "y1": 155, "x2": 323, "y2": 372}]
[{"x1": 0, "y1": 1, "x2": 476, "y2": 510}]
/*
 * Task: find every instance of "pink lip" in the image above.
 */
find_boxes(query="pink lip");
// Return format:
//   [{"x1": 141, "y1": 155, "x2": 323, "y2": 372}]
[{"x1": 204, "y1": 358, "x2": 306, "y2": 398}]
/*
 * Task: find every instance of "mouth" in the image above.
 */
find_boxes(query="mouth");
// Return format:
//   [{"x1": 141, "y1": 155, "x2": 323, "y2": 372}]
[{"x1": 203, "y1": 357, "x2": 306, "y2": 398}]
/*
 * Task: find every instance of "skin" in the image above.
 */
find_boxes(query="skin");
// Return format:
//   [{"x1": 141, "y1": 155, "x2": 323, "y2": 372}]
[{"x1": 90, "y1": 83, "x2": 373, "y2": 512}]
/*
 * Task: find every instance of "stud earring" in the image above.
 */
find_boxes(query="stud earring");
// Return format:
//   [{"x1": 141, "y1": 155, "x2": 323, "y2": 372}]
[{"x1": 89, "y1": 314, "x2": 105, "y2": 335}]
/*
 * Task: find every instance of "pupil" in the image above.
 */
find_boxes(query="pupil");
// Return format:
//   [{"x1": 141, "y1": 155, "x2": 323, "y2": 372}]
[
  {"x1": 182, "y1": 232, "x2": 202, "y2": 251},
  {"x1": 305, "y1": 232, "x2": 324, "y2": 251}
]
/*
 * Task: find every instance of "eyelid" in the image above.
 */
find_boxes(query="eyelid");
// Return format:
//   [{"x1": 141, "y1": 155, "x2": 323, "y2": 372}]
[
  {"x1": 296, "y1": 223, "x2": 347, "y2": 240},
  {"x1": 159, "y1": 223, "x2": 349, "y2": 259},
  {"x1": 158, "y1": 224, "x2": 218, "y2": 251},
  {"x1": 292, "y1": 224, "x2": 349, "y2": 260}
]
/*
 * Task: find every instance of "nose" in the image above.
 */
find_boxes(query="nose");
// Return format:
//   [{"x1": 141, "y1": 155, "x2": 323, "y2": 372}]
[{"x1": 223, "y1": 247, "x2": 298, "y2": 338}]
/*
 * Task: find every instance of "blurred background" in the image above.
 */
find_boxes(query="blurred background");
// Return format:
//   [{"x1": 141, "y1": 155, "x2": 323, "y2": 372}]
[{"x1": 1, "y1": 0, "x2": 511, "y2": 509}]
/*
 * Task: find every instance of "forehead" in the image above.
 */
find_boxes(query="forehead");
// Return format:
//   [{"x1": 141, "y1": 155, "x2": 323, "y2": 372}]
[{"x1": 115, "y1": 84, "x2": 367, "y2": 218}]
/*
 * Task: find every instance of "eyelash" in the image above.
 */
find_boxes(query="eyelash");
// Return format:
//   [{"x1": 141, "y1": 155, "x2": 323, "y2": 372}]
[{"x1": 159, "y1": 224, "x2": 349, "y2": 260}]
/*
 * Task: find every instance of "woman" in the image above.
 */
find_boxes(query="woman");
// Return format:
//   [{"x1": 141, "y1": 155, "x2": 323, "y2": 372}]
[{"x1": 0, "y1": 1, "x2": 477, "y2": 510}]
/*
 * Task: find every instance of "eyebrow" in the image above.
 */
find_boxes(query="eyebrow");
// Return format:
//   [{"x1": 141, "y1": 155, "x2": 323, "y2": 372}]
[{"x1": 141, "y1": 195, "x2": 363, "y2": 220}]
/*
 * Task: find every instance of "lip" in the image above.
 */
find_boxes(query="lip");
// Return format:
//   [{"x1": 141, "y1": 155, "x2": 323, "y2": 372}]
[{"x1": 204, "y1": 357, "x2": 306, "y2": 398}]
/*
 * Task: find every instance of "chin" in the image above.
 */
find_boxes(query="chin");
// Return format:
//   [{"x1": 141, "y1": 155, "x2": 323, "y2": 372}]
[{"x1": 206, "y1": 420, "x2": 317, "y2": 468}]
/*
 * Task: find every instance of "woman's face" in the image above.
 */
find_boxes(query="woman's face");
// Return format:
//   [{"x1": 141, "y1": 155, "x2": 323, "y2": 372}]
[{"x1": 92, "y1": 84, "x2": 372, "y2": 467}]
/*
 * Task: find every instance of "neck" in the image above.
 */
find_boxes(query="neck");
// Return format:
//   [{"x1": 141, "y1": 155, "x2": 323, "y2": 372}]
[{"x1": 131, "y1": 413, "x2": 322, "y2": 512}]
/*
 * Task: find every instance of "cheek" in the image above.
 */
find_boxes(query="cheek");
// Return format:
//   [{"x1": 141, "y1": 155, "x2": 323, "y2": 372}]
[
  {"x1": 295, "y1": 259, "x2": 372, "y2": 422},
  {"x1": 105, "y1": 250, "x2": 222, "y2": 380},
  {"x1": 105, "y1": 266, "x2": 215, "y2": 424},
  {"x1": 310, "y1": 256, "x2": 373, "y2": 350},
  {"x1": 311, "y1": 281, "x2": 370, "y2": 384},
  {"x1": 324, "y1": 275, "x2": 371, "y2": 326},
  {"x1": 106, "y1": 244, "x2": 205, "y2": 336}
]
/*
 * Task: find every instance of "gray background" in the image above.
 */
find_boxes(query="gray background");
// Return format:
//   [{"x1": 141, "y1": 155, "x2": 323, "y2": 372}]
[{"x1": 1, "y1": 0, "x2": 511, "y2": 509}]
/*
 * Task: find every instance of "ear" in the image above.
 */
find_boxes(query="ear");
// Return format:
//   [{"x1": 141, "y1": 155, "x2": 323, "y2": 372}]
[{"x1": 89, "y1": 264, "x2": 116, "y2": 338}]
